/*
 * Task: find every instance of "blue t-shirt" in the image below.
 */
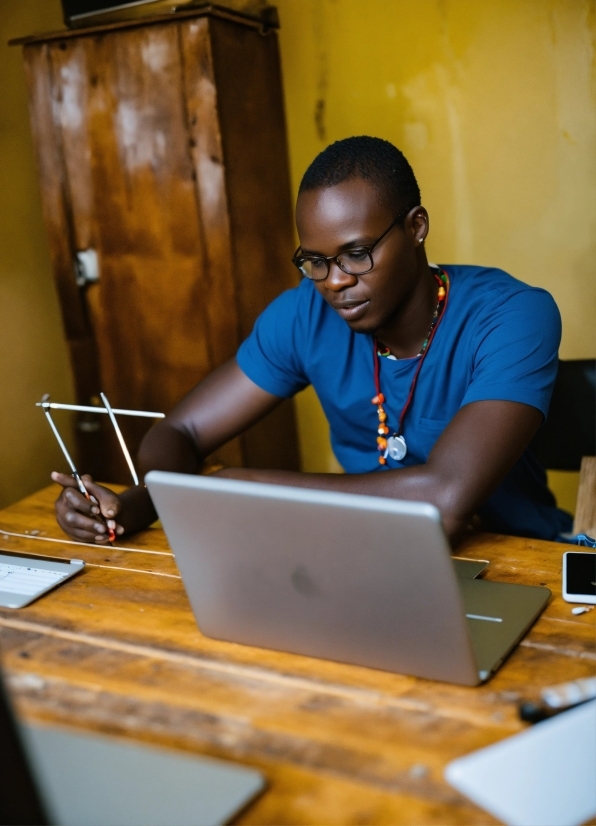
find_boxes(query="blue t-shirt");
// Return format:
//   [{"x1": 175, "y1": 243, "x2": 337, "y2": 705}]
[{"x1": 237, "y1": 264, "x2": 572, "y2": 540}]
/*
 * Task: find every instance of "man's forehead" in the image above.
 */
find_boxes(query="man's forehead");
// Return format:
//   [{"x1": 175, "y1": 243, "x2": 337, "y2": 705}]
[{"x1": 296, "y1": 179, "x2": 390, "y2": 239}]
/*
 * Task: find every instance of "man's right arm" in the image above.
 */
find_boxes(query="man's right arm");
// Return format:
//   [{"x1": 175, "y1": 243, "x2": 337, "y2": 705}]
[{"x1": 53, "y1": 359, "x2": 283, "y2": 543}]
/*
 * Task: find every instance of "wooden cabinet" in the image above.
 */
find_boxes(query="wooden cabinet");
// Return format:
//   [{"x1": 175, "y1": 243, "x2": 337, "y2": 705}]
[{"x1": 14, "y1": 7, "x2": 300, "y2": 482}]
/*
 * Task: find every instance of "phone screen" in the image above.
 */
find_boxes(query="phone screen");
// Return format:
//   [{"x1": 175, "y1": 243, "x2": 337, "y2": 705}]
[{"x1": 565, "y1": 552, "x2": 596, "y2": 596}]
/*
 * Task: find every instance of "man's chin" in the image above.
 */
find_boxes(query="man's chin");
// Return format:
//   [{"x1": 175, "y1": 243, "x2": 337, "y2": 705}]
[{"x1": 344, "y1": 316, "x2": 382, "y2": 336}]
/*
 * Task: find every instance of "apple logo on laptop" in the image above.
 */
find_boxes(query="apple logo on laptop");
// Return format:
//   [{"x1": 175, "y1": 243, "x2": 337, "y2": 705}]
[{"x1": 291, "y1": 565, "x2": 319, "y2": 597}]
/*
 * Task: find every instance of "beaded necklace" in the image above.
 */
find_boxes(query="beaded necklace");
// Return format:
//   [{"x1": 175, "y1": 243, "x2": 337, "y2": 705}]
[{"x1": 372, "y1": 268, "x2": 449, "y2": 465}]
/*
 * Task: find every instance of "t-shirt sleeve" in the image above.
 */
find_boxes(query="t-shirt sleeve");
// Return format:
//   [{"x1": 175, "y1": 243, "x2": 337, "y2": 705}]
[
  {"x1": 236, "y1": 284, "x2": 311, "y2": 398},
  {"x1": 461, "y1": 288, "x2": 561, "y2": 418}
]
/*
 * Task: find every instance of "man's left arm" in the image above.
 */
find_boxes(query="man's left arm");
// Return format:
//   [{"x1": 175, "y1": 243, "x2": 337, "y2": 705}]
[
  {"x1": 217, "y1": 399, "x2": 542, "y2": 542},
  {"x1": 219, "y1": 286, "x2": 561, "y2": 542}
]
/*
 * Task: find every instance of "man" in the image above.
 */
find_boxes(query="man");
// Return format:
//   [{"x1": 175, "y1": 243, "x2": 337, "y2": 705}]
[{"x1": 53, "y1": 137, "x2": 571, "y2": 545}]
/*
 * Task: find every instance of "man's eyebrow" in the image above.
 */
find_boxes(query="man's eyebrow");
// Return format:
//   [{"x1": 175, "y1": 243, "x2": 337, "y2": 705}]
[{"x1": 299, "y1": 237, "x2": 374, "y2": 256}]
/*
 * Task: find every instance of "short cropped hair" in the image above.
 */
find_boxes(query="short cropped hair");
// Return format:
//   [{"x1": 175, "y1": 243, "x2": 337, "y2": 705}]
[{"x1": 298, "y1": 136, "x2": 421, "y2": 216}]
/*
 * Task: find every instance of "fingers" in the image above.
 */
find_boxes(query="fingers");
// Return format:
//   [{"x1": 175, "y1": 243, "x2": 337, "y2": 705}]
[
  {"x1": 56, "y1": 508, "x2": 125, "y2": 544},
  {"x1": 80, "y1": 475, "x2": 121, "y2": 520},
  {"x1": 53, "y1": 472, "x2": 124, "y2": 544},
  {"x1": 63, "y1": 486, "x2": 98, "y2": 515},
  {"x1": 52, "y1": 470, "x2": 121, "y2": 519},
  {"x1": 51, "y1": 471, "x2": 82, "y2": 489},
  {"x1": 61, "y1": 508, "x2": 113, "y2": 542}
]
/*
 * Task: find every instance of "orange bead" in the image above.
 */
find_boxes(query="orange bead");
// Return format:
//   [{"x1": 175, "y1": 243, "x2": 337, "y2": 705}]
[
  {"x1": 377, "y1": 437, "x2": 387, "y2": 447},
  {"x1": 438, "y1": 286, "x2": 446, "y2": 300},
  {"x1": 378, "y1": 412, "x2": 387, "y2": 422},
  {"x1": 381, "y1": 425, "x2": 389, "y2": 434},
  {"x1": 378, "y1": 456, "x2": 386, "y2": 465},
  {"x1": 377, "y1": 393, "x2": 385, "y2": 403}
]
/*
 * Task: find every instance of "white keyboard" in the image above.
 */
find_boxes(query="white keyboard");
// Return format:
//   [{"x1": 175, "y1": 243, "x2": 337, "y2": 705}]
[{"x1": 0, "y1": 562, "x2": 68, "y2": 596}]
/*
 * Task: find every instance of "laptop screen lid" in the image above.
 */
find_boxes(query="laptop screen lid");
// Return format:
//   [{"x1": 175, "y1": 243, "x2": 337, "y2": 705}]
[{"x1": 146, "y1": 471, "x2": 479, "y2": 685}]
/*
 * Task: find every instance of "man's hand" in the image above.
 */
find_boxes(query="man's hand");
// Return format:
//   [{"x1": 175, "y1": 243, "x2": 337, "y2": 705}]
[
  {"x1": 52, "y1": 472, "x2": 124, "y2": 544},
  {"x1": 50, "y1": 361, "x2": 282, "y2": 543}
]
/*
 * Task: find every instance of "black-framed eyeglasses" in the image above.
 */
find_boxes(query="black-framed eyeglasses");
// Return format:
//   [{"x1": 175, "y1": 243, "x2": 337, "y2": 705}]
[{"x1": 292, "y1": 206, "x2": 412, "y2": 282}]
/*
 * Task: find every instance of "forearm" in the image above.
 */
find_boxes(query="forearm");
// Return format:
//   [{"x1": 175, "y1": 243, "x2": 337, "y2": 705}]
[
  {"x1": 53, "y1": 362, "x2": 284, "y2": 542},
  {"x1": 216, "y1": 464, "x2": 470, "y2": 540},
  {"x1": 117, "y1": 484, "x2": 159, "y2": 534},
  {"x1": 138, "y1": 420, "x2": 204, "y2": 476},
  {"x1": 116, "y1": 423, "x2": 206, "y2": 535},
  {"x1": 217, "y1": 401, "x2": 543, "y2": 542}
]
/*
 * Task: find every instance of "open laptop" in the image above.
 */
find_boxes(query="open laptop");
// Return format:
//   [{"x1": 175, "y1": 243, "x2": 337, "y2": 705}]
[{"x1": 146, "y1": 471, "x2": 551, "y2": 686}]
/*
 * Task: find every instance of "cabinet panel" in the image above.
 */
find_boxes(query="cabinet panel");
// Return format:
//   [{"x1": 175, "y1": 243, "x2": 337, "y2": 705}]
[
  {"x1": 48, "y1": 27, "x2": 214, "y2": 408},
  {"x1": 180, "y1": 18, "x2": 240, "y2": 367},
  {"x1": 206, "y1": 17, "x2": 300, "y2": 471},
  {"x1": 20, "y1": 10, "x2": 300, "y2": 480}
]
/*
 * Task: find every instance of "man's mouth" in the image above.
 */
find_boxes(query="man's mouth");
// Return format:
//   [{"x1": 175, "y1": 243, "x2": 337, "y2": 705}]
[{"x1": 333, "y1": 299, "x2": 370, "y2": 321}]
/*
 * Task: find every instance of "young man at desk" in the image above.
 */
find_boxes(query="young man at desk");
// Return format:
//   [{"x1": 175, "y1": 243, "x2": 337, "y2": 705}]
[{"x1": 52, "y1": 136, "x2": 571, "y2": 545}]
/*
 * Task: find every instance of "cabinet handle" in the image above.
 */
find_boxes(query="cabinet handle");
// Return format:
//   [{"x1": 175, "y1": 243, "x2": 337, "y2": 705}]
[{"x1": 74, "y1": 249, "x2": 99, "y2": 287}]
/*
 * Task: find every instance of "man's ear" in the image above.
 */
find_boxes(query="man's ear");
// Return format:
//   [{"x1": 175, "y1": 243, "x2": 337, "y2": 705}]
[{"x1": 407, "y1": 207, "x2": 429, "y2": 245}]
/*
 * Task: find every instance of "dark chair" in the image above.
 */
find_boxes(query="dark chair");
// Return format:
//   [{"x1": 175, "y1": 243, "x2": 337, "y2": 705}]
[
  {"x1": 529, "y1": 359, "x2": 596, "y2": 535},
  {"x1": 530, "y1": 359, "x2": 595, "y2": 471}
]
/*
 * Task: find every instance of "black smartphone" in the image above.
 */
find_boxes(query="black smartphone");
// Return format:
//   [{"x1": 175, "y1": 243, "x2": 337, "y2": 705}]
[{"x1": 562, "y1": 551, "x2": 596, "y2": 604}]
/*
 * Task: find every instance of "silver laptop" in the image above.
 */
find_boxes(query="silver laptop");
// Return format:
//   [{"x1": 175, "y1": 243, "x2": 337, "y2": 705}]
[{"x1": 146, "y1": 471, "x2": 551, "y2": 686}]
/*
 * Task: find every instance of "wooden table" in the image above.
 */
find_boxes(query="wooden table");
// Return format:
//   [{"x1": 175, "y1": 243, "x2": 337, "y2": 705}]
[{"x1": 0, "y1": 485, "x2": 594, "y2": 825}]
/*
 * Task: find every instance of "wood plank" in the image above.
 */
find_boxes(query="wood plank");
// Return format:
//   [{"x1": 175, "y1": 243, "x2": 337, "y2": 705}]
[
  {"x1": 1, "y1": 488, "x2": 593, "y2": 681},
  {"x1": 0, "y1": 618, "x2": 517, "y2": 823},
  {"x1": 22, "y1": 43, "x2": 115, "y2": 480},
  {"x1": 0, "y1": 486, "x2": 593, "y2": 824},
  {"x1": 575, "y1": 456, "x2": 596, "y2": 536},
  {"x1": 178, "y1": 16, "x2": 244, "y2": 469},
  {"x1": 210, "y1": 19, "x2": 297, "y2": 337},
  {"x1": 22, "y1": 44, "x2": 85, "y2": 344},
  {"x1": 0, "y1": 613, "x2": 577, "y2": 825},
  {"x1": 179, "y1": 17, "x2": 240, "y2": 369},
  {"x1": 208, "y1": 18, "x2": 301, "y2": 471},
  {"x1": 53, "y1": 26, "x2": 214, "y2": 410}
]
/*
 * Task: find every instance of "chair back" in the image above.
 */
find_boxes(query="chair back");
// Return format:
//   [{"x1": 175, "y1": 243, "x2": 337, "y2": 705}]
[{"x1": 530, "y1": 359, "x2": 596, "y2": 471}]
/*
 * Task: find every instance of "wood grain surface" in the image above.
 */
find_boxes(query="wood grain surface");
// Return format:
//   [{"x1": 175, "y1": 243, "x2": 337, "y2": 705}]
[
  {"x1": 575, "y1": 456, "x2": 596, "y2": 537},
  {"x1": 0, "y1": 486, "x2": 594, "y2": 825},
  {"x1": 19, "y1": 11, "x2": 300, "y2": 482}
]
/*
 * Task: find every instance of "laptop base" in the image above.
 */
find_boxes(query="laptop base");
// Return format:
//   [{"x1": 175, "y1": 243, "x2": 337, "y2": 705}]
[{"x1": 460, "y1": 578, "x2": 551, "y2": 680}]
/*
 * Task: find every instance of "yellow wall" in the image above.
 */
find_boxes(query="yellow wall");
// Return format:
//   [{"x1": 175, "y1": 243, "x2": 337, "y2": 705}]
[
  {"x1": 0, "y1": 0, "x2": 75, "y2": 509},
  {"x1": 0, "y1": 0, "x2": 594, "y2": 509},
  {"x1": 275, "y1": 0, "x2": 596, "y2": 508}
]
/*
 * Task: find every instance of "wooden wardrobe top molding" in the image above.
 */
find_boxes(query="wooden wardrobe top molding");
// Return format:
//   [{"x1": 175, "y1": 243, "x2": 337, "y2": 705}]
[{"x1": 9, "y1": 3, "x2": 279, "y2": 47}]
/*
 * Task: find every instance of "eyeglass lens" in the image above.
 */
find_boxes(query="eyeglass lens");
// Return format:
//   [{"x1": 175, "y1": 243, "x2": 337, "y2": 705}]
[{"x1": 298, "y1": 249, "x2": 374, "y2": 281}]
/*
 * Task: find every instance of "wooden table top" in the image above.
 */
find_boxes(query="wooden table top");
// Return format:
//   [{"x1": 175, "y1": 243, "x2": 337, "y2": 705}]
[{"x1": 0, "y1": 485, "x2": 594, "y2": 825}]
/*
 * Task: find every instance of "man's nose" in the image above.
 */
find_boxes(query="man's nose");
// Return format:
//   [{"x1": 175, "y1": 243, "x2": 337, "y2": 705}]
[{"x1": 324, "y1": 261, "x2": 358, "y2": 292}]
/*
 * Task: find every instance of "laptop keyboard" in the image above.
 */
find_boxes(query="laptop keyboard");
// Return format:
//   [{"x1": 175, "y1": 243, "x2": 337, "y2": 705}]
[{"x1": 0, "y1": 563, "x2": 68, "y2": 596}]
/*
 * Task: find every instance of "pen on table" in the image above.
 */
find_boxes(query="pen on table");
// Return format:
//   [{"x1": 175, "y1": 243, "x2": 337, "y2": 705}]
[
  {"x1": 519, "y1": 676, "x2": 596, "y2": 723},
  {"x1": 40, "y1": 395, "x2": 116, "y2": 543}
]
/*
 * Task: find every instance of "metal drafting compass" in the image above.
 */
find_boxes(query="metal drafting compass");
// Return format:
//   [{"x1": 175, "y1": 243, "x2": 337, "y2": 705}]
[{"x1": 38, "y1": 394, "x2": 165, "y2": 541}]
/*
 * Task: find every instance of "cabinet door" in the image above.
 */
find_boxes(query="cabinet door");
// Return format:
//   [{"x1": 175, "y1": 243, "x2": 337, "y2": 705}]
[{"x1": 23, "y1": 15, "x2": 300, "y2": 482}]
